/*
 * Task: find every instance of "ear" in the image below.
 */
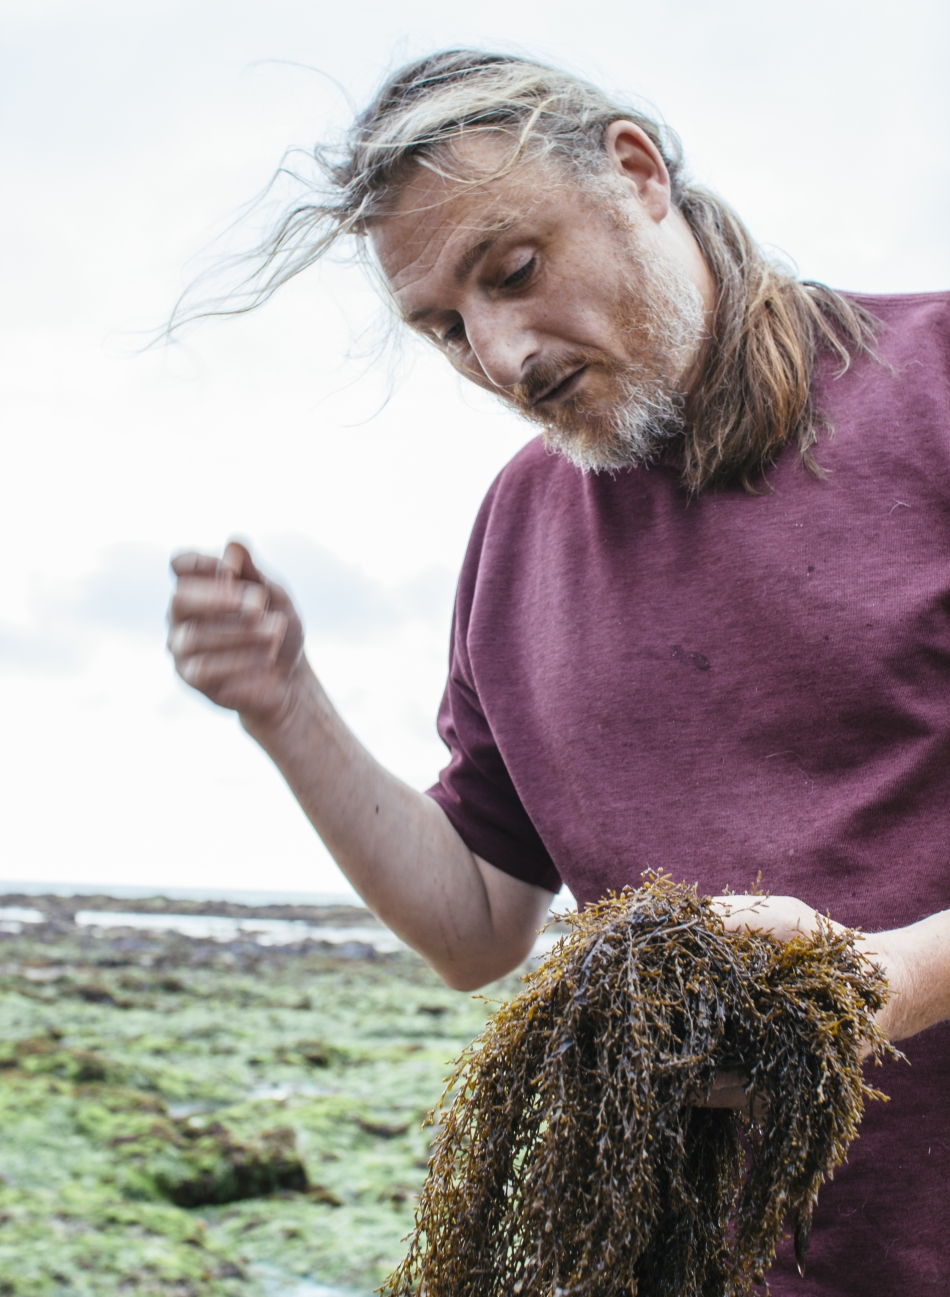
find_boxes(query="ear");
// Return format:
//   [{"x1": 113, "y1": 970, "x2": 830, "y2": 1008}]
[{"x1": 603, "y1": 120, "x2": 672, "y2": 224}]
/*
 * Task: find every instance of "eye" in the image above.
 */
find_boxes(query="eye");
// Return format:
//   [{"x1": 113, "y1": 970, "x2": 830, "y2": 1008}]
[{"x1": 501, "y1": 256, "x2": 536, "y2": 290}]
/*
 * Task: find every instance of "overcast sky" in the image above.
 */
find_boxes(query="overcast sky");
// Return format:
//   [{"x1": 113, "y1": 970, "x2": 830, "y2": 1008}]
[{"x1": 3, "y1": 0, "x2": 948, "y2": 899}]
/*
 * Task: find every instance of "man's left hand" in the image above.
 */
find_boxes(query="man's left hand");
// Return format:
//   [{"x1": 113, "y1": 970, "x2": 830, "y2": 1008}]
[{"x1": 711, "y1": 893, "x2": 950, "y2": 1046}]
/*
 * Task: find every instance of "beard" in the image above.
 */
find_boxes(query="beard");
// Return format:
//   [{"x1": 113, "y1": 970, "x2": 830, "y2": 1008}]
[{"x1": 509, "y1": 220, "x2": 707, "y2": 474}]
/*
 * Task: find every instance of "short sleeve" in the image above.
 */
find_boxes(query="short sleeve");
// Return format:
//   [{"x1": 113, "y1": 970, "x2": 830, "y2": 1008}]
[{"x1": 425, "y1": 487, "x2": 562, "y2": 895}]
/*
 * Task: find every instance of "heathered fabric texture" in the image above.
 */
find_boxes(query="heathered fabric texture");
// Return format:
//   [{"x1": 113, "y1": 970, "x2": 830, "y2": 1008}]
[{"x1": 427, "y1": 292, "x2": 950, "y2": 1293}]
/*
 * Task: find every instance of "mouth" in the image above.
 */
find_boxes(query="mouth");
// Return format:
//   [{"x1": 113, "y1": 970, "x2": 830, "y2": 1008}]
[{"x1": 533, "y1": 366, "x2": 587, "y2": 407}]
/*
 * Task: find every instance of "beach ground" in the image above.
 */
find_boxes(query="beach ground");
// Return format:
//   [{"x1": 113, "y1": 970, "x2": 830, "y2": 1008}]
[{"x1": 0, "y1": 897, "x2": 519, "y2": 1297}]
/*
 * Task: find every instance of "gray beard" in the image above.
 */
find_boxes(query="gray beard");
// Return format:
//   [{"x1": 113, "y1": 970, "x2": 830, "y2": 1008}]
[
  {"x1": 540, "y1": 374, "x2": 687, "y2": 474},
  {"x1": 534, "y1": 214, "x2": 707, "y2": 474}
]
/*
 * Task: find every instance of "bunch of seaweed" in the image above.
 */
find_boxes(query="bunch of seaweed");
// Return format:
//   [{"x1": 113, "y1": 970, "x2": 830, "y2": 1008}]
[{"x1": 382, "y1": 874, "x2": 900, "y2": 1297}]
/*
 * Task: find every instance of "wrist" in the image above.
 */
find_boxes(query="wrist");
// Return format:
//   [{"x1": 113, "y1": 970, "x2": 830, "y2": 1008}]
[
  {"x1": 864, "y1": 911, "x2": 950, "y2": 1043},
  {"x1": 239, "y1": 658, "x2": 326, "y2": 750}
]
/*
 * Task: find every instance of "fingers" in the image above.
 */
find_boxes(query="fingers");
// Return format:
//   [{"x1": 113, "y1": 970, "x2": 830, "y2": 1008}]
[
  {"x1": 169, "y1": 574, "x2": 268, "y2": 627},
  {"x1": 692, "y1": 1069, "x2": 766, "y2": 1121},
  {"x1": 169, "y1": 605, "x2": 292, "y2": 716},
  {"x1": 222, "y1": 538, "x2": 265, "y2": 584},
  {"x1": 712, "y1": 895, "x2": 775, "y2": 934},
  {"x1": 169, "y1": 542, "x2": 268, "y2": 628},
  {"x1": 177, "y1": 646, "x2": 280, "y2": 693},
  {"x1": 168, "y1": 611, "x2": 287, "y2": 662},
  {"x1": 170, "y1": 550, "x2": 225, "y2": 578},
  {"x1": 167, "y1": 542, "x2": 305, "y2": 719},
  {"x1": 171, "y1": 541, "x2": 264, "y2": 586},
  {"x1": 168, "y1": 544, "x2": 276, "y2": 674},
  {"x1": 698, "y1": 1070, "x2": 749, "y2": 1109},
  {"x1": 171, "y1": 544, "x2": 295, "y2": 619},
  {"x1": 711, "y1": 895, "x2": 851, "y2": 948},
  {"x1": 712, "y1": 895, "x2": 819, "y2": 942}
]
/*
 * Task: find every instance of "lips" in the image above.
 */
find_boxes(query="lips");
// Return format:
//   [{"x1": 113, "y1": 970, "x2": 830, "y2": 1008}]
[{"x1": 534, "y1": 365, "x2": 587, "y2": 406}]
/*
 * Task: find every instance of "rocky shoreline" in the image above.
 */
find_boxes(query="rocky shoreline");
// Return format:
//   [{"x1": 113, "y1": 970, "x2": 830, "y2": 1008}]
[
  {"x1": 0, "y1": 895, "x2": 517, "y2": 1296},
  {"x1": 0, "y1": 891, "x2": 377, "y2": 927}
]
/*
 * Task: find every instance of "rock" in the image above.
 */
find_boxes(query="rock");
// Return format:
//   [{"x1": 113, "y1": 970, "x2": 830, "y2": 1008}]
[
  {"x1": 73, "y1": 982, "x2": 121, "y2": 1005},
  {"x1": 118, "y1": 1117, "x2": 310, "y2": 1207},
  {"x1": 356, "y1": 1117, "x2": 410, "y2": 1139}
]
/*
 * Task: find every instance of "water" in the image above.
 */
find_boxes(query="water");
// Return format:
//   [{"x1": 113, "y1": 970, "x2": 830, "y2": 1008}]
[
  {"x1": 0, "y1": 906, "x2": 45, "y2": 933},
  {"x1": 0, "y1": 903, "x2": 405, "y2": 951},
  {"x1": 0, "y1": 889, "x2": 565, "y2": 957},
  {"x1": 1, "y1": 879, "x2": 359, "y2": 906},
  {"x1": 72, "y1": 910, "x2": 406, "y2": 951},
  {"x1": 275, "y1": 1285, "x2": 362, "y2": 1297},
  {"x1": 254, "y1": 1263, "x2": 367, "y2": 1297}
]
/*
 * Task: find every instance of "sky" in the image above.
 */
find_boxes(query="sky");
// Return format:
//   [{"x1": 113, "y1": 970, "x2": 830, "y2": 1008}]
[{"x1": 3, "y1": 0, "x2": 948, "y2": 899}]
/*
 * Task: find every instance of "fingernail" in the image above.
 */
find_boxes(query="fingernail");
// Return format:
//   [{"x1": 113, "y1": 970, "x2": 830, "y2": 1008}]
[{"x1": 241, "y1": 586, "x2": 266, "y2": 614}]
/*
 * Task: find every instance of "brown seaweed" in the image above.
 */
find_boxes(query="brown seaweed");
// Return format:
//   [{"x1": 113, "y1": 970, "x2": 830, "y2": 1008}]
[{"x1": 382, "y1": 874, "x2": 901, "y2": 1296}]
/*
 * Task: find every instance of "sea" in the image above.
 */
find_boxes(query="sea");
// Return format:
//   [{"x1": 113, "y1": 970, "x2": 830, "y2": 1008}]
[
  {"x1": 0, "y1": 878, "x2": 407, "y2": 950},
  {"x1": 0, "y1": 879, "x2": 564, "y2": 956},
  {"x1": 0, "y1": 879, "x2": 361, "y2": 907}
]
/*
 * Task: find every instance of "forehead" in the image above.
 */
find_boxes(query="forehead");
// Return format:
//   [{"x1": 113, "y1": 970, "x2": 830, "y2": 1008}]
[{"x1": 369, "y1": 137, "x2": 550, "y2": 299}]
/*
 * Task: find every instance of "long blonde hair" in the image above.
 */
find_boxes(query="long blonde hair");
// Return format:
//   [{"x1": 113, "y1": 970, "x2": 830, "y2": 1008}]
[{"x1": 171, "y1": 50, "x2": 879, "y2": 492}]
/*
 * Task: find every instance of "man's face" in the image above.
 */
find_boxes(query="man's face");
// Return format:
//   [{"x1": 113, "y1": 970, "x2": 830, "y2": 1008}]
[{"x1": 371, "y1": 134, "x2": 710, "y2": 472}]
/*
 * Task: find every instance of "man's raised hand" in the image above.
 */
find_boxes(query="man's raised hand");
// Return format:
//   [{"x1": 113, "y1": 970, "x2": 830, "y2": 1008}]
[{"x1": 167, "y1": 540, "x2": 307, "y2": 728}]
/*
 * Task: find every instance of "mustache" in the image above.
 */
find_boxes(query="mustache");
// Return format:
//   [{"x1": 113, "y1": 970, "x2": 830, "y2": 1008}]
[{"x1": 512, "y1": 353, "x2": 598, "y2": 408}]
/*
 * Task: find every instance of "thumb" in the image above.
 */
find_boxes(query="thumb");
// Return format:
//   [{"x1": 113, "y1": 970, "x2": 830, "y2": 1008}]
[
  {"x1": 222, "y1": 537, "x2": 264, "y2": 583},
  {"x1": 222, "y1": 537, "x2": 297, "y2": 620}
]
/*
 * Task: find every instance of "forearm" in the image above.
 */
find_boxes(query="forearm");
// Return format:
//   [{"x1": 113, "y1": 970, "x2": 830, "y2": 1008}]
[
  {"x1": 241, "y1": 663, "x2": 533, "y2": 989},
  {"x1": 168, "y1": 543, "x2": 550, "y2": 989},
  {"x1": 865, "y1": 908, "x2": 950, "y2": 1043}
]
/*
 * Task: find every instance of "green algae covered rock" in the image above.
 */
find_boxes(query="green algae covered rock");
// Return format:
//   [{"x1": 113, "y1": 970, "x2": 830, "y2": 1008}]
[
  {"x1": 0, "y1": 916, "x2": 507, "y2": 1295},
  {"x1": 119, "y1": 1118, "x2": 309, "y2": 1206}
]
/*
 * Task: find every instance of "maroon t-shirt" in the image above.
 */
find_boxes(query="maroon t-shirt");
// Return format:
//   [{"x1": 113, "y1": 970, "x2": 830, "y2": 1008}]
[{"x1": 427, "y1": 292, "x2": 950, "y2": 1293}]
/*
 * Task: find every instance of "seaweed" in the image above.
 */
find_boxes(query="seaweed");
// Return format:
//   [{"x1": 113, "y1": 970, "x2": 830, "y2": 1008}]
[{"x1": 383, "y1": 874, "x2": 901, "y2": 1297}]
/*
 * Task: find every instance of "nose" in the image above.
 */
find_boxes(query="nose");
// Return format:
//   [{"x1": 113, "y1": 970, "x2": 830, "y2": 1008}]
[{"x1": 463, "y1": 306, "x2": 539, "y2": 391}]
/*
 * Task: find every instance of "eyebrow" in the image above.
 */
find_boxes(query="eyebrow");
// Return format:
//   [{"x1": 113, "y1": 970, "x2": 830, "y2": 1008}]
[{"x1": 403, "y1": 217, "x2": 519, "y2": 327}]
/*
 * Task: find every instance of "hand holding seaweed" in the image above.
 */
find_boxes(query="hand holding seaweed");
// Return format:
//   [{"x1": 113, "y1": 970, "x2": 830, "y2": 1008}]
[{"x1": 382, "y1": 874, "x2": 902, "y2": 1297}]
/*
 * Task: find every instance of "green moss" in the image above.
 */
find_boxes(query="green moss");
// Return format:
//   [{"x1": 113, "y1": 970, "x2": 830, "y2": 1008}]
[
  {"x1": 0, "y1": 1182, "x2": 247, "y2": 1297},
  {"x1": 0, "y1": 921, "x2": 511, "y2": 1295}
]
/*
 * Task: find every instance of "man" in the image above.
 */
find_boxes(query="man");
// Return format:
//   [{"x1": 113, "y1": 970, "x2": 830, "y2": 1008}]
[{"x1": 168, "y1": 51, "x2": 949, "y2": 1294}]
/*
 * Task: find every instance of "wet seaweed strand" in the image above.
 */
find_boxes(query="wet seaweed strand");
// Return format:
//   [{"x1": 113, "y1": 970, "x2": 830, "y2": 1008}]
[{"x1": 381, "y1": 874, "x2": 901, "y2": 1297}]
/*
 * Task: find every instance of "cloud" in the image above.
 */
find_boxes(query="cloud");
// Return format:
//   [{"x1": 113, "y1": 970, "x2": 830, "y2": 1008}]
[
  {"x1": 74, "y1": 543, "x2": 175, "y2": 638},
  {"x1": 262, "y1": 535, "x2": 398, "y2": 635},
  {"x1": 4, "y1": 543, "x2": 175, "y2": 676},
  {"x1": 261, "y1": 534, "x2": 455, "y2": 639},
  {"x1": 9, "y1": 537, "x2": 455, "y2": 676},
  {"x1": 0, "y1": 624, "x2": 85, "y2": 674}
]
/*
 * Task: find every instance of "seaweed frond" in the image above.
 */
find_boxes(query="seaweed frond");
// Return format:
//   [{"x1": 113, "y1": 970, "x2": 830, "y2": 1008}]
[{"x1": 382, "y1": 874, "x2": 901, "y2": 1297}]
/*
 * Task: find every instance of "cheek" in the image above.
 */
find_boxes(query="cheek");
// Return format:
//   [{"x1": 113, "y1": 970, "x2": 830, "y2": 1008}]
[
  {"x1": 541, "y1": 261, "x2": 624, "y2": 346},
  {"x1": 448, "y1": 351, "x2": 492, "y2": 390},
  {"x1": 535, "y1": 292, "x2": 606, "y2": 347}
]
